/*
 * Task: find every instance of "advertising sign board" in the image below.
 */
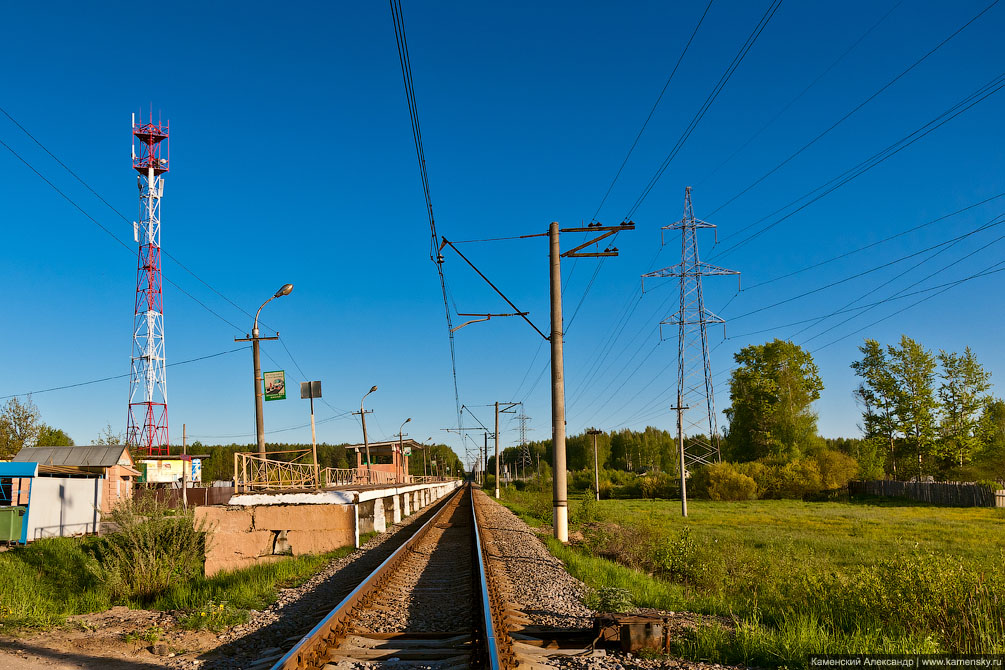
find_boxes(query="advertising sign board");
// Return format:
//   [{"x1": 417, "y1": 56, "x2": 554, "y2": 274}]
[{"x1": 264, "y1": 370, "x2": 286, "y2": 401}]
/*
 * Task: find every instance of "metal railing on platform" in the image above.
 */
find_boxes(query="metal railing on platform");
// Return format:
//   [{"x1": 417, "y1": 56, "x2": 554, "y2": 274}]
[{"x1": 233, "y1": 451, "x2": 455, "y2": 492}]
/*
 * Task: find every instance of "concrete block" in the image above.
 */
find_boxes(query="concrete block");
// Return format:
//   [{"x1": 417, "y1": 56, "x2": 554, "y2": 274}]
[
  {"x1": 373, "y1": 498, "x2": 386, "y2": 533},
  {"x1": 403, "y1": 492, "x2": 411, "y2": 516},
  {"x1": 208, "y1": 530, "x2": 274, "y2": 559},
  {"x1": 357, "y1": 501, "x2": 375, "y2": 534},
  {"x1": 391, "y1": 495, "x2": 401, "y2": 524},
  {"x1": 205, "y1": 554, "x2": 286, "y2": 577},
  {"x1": 195, "y1": 506, "x2": 253, "y2": 533},
  {"x1": 253, "y1": 504, "x2": 353, "y2": 532},
  {"x1": 287, "y1": 530, "x2": 355, "y2": 556}
]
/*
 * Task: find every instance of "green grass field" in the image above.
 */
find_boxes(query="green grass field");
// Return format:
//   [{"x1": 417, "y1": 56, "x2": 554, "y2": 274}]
[{"x1": 501, "y1": 487, "x2": 1005, "y2": 667}]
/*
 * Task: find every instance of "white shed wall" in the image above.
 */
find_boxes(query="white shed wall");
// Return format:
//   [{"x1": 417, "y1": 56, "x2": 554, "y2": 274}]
[{"x1": 26, "y1": 477, "x2": 102, "y2": 539}]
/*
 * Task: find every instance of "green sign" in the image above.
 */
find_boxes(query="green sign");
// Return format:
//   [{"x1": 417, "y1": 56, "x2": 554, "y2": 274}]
[{"x1": 264, "y1": 370, "x2": 286, "y2": 401}]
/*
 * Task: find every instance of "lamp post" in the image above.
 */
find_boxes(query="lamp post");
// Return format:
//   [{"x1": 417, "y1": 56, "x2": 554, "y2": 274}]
[
  {"x1": 236, "y1": 283, "x2": 293, "y2": 457},
  {"x1": 423, "y1": 437, "x2": 432, "y2": 477},
  {"x1": 359, "y1": 386, "x2": 377, "y2": 483},
  {"x1": 398, "y1": 417, "x2": 411, "y2": 483}
]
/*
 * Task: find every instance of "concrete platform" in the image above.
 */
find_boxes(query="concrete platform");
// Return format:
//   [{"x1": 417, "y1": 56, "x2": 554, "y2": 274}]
[{"x1": 195, "y1": 480, "x2": 462, "y2": 576}]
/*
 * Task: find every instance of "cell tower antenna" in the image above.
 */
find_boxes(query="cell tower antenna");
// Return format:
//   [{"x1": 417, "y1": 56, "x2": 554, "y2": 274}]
[
  {"x1": 642, "y1": 187, "x2": 739, "y2": 473},
  {"x1": 126, "y1": 112, "x2": 170, "y2": 455}
]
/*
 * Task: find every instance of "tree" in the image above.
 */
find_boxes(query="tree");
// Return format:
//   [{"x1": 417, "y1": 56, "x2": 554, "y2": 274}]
[
  {"x1": 723, "y1": 339, "x2": 824, "y2": 462},
  {"x1": 937, "y1": 347, "x2": 992, "y2": 468},
  {"x1": 888, "y1": 335, "x2": 938, "y2": 480},
  {"x1": 851, "y1": 339, "x2": 902, "y2": 478},
  {"x1": 95, "y1": 423, "x2": 124, "y2": 445},
  {"x1": 0, "y1": 396, "x2": 42, "y2": 458},
  {"x1": 35, "y1": 424, "x2": 74, "y2": 446}
]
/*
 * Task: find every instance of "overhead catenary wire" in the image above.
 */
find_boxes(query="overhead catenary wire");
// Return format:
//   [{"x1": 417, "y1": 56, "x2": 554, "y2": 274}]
[{"x1": 389, "y1": 0, "x2": 465, "y2": 455}]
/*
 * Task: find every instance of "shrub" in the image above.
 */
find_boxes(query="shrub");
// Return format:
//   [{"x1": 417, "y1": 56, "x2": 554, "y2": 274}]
[
  {"x1": 638, "y1": 472, "x2": 676, "y2": 499},
  {"x1": 91, "y1": 492, "x2": 207, "y2": 601},
  {"x1": 706, "y1": 463, "x2": 758, "y2": 501},
  {"x1": 812, "y1": 449, "x2": 859, "y2": 490},
  {"x1": 584, "y1": 586, "x2": 634, "y2": 613},
  {"x1": 649, "y1": 525, "x2": 701, "y2": 584}
]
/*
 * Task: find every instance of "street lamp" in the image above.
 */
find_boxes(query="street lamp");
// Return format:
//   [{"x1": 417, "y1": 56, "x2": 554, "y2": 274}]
[
  {"x1": 360, "y1": 385, "x2": 377, "y2": 483},
  {"x1": 423, "y1": 437, "x2": 432, "y2": 477},
  {"x1": 237, "y1": 283, "x2": 294, "y2": 456},
  {"x1": 398, "y1": 417, "x2": 411, "y2": 482}
]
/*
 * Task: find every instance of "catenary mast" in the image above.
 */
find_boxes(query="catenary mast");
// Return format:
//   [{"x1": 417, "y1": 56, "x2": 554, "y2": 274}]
[{"x1": 126, "y1": 113, "x2": 170, "y2": 455}]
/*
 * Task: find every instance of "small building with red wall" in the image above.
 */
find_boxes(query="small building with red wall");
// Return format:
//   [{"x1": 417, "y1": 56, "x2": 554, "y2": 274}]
[{"x1": 345, "y1": 439, "x2": 420, "y2": 484}]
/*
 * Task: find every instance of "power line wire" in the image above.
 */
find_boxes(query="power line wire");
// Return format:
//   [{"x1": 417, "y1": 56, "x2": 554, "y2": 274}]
[
  {"x1": 623, "y1": 0, "x2": 785, "y2": 221},
  {"x1": 589, "y1": 0, "x2": 716, "y2": 223},
  {"x1": 0, "y1": 347, "x2": 248, "y2": 401},
  {"x1": 710, "y1": 70, "x2": 1005, "y2": 260},
  {"x1": 695, "y1": 0, "x2": 904, "y2": 189},
  {"x1": 708, "y1": 0, "x2": 1002, "y2": 221}
]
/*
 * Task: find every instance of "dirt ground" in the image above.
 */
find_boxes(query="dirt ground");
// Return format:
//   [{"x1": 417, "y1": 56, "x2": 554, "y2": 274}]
[{"x1": 0, "y1": 606, "x2": 223, "y2": 669}]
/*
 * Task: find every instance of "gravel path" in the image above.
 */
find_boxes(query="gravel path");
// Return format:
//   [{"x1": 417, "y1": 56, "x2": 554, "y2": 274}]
[{"x1": 192, "y1": 493, "x2": 456, "y2": 670}]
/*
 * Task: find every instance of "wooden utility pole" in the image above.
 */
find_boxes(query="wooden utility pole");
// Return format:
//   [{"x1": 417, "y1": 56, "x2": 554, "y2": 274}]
[{"x1": 587, "y1": 429, "x2": 602, "y2": 501}]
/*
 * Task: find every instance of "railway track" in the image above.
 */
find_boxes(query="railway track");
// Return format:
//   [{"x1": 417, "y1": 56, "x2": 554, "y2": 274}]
[{"x1": 270, "y1": 484, "x2": 521, "y2": 669}]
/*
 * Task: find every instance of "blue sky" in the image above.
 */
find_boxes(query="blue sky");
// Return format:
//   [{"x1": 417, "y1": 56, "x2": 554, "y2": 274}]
[{"x1": 2, "y1": 1, "x2": 1003, "y2": 468}]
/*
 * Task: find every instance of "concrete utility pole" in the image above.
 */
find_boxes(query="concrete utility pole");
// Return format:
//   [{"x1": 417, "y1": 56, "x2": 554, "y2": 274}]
[
  {"x1": 492, "y1": 401, "x2": 519, "y2": 498},
  {"x1": 398, "y1": 417, "x2": 411, "y2": 483},
  {"x1": 587, "y1": 429, "x2": 602, "y2": 501},
  {"x1": 181, "y1": 423, "x2": 187, "y2": 509},
  {"x1": 494, "y1": 402, "x2": 500, "y2": 498},
  {"x1": 482, "y1": 432, "x2": 488, "y2": 487},
  {"x1": 549, "y1": 220, "x2": 634, "y2": 542},
  {"x1": 672, "y1": 403, "x2": 689, "y2": 518},
  {"x1": 354, "y1": 386, "x2": 378, "y2": 483},
  {"x1": 549, "y1": 222, "x2": 568, "y2": 542},
  {"x1": 235, "y1": 284, "x2": 293, "y2": 456}
]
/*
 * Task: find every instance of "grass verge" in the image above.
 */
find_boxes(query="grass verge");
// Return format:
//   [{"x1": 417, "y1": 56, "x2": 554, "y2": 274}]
[
  {"x1": 0, "y1": 532, "x2": 375, "y2": 632},
  {"x1": 499, "y1": 487, "x2": 1005, "y2": 667}
]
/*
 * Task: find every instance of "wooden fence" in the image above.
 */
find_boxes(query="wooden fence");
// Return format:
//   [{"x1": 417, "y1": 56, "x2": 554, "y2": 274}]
[
  {"x1": 152, "y1": 486, "x2": 235, "y2": 508},
  {"x1": 849, "y1": 480, "x2": 1003, "y2": 507}
]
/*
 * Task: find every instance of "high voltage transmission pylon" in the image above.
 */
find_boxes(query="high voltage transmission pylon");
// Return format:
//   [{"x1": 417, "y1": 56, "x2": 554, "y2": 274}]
[
  {"x1": 517, "y1": 408, "x2": 532, "y2": 478},
  {"x1": 127, "y1": 113, "x2": 170, "y2": 455},
  {"x1": 642, "y1": 187, "x2": 739, "y2": 514}
]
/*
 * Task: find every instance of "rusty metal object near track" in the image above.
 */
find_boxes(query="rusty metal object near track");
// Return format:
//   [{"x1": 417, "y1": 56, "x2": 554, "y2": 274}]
[{"x1": 270, "y1": 483, "x2": 516, "y2": 670}]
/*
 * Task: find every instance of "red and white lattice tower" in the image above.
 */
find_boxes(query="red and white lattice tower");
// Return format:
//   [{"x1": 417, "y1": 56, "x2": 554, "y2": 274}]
[{"x1": 126, "y1": 114, "x2": 169, "y2": 455}]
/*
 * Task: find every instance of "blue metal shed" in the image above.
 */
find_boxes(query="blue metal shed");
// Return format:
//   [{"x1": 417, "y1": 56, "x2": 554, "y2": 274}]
[{"x1": 0, "y1": 461, "x2": 37, "y2": 544}]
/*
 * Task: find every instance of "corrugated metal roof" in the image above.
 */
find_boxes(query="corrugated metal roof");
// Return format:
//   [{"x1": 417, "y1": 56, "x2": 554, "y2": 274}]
[{"x1": 12, "y1": 445, "x2": 132, "y2": 468}]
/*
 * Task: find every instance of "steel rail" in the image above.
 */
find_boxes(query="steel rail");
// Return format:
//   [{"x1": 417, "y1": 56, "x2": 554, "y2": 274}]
[
  {"x1": 270, "y1": 484, "x2": 465, "y2": 670},
  {"x1": 269, "y1": 483, "x2": 513, "y2": 670},
  {"x1": 472, "y1": 489, "x2": 516, "y2": 669}
]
